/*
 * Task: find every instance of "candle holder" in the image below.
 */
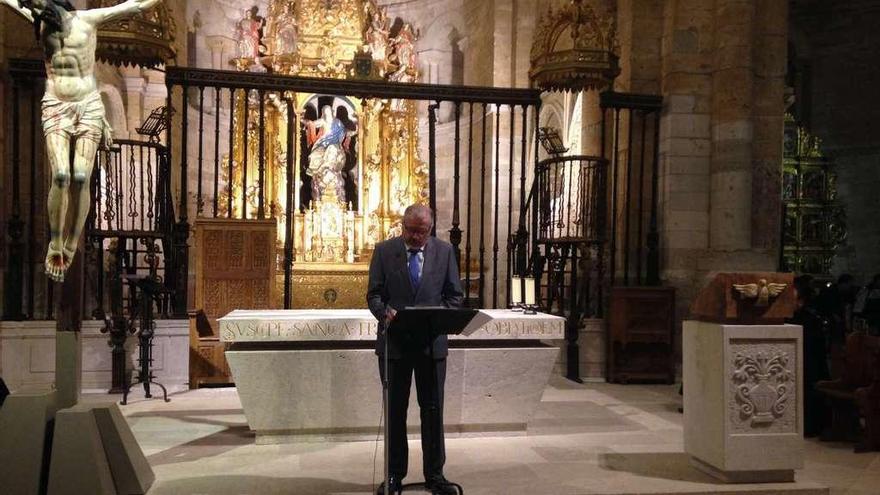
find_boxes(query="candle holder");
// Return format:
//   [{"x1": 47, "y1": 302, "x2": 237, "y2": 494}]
[
  {"x1": 523, "y1": 304, "x2": 538, "y2": 315},
  {"x1": 509, "y1": 302, "x2": 524, "y2": 312}
]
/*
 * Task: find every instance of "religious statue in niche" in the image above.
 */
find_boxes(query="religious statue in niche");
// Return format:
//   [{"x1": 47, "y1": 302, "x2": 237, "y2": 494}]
[
  {"x1": 236, "y1": 6, "x2": 266, "y2": 61},
  {"x1": 388, "y1": 22, "x2": 419, "y2": 83},
  {"x1": 1, "y1": 0, "x2": 162, "y2": 282},
  {"x1": 364, "y1": 2, "x2": 389, "y2": 67},
  {"x1": 272, "y1": 1, "x2": 298, "y2": 55},
  {"x1": 300, "y1": 96, "x2": 358, "y2": 206}
]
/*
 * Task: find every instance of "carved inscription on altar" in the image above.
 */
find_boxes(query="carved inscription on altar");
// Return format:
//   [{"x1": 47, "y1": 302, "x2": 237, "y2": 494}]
[
  {"x1": 219, "y1": 310, "x2": 565, "y2": 342},
  {"x1": 223, "y1": 319, "x2": 378, "y2": 341}
]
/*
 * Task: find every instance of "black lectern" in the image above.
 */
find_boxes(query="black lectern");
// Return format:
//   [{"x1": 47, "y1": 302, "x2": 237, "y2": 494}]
[
  {"x1": 388, "y1": 307, "x2": 478, "y2": 349},
  {"x1": 380, "y1": 307, "x2": 477, "y2": 495}
]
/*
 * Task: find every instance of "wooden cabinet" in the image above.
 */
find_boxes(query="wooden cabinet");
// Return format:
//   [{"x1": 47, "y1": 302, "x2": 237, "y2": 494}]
[
  {"x1": 189, "y1": 218, "x2": 277, "y2": 388},
  {"x1": 607, "y1": 286, "x2": 676, "y2": 384}
]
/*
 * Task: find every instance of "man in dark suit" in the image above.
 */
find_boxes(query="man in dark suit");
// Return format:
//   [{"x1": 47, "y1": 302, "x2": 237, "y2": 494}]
[{"x1": 367, "y1": 204, "x2": 463, "y2": 495}]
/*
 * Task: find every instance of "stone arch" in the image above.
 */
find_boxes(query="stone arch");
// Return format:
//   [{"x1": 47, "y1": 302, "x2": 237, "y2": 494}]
[
  {"x1": 99, "y1": 83, "x2": 129, "y2": 140},
  {"x1": 537, "y1": 96, "x2": 565, "y2": 162}
]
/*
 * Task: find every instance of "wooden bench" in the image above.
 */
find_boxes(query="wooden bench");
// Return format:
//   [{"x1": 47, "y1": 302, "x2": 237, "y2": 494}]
[{"x1": 815, "y1": 331, "x2": 880, "y2": 451}]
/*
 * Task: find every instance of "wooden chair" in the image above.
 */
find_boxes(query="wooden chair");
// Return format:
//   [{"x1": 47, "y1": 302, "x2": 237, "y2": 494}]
[
  {"x1": 815, "y1": 331, "x2": 880, "y2": 451},
  {"x1": 188, "y1": 218, "x2": 277, "y2": 388}
]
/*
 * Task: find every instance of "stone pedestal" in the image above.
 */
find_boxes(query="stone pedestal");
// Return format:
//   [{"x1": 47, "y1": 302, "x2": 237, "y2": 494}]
[
  {"x1": 47, "y1": 402, "x2": 154, "y2": 495},
  {"x1": 0, "y1": 390, "x2": 56, "y2": 495},
  {"x1": 683, "y1": 321, "x2": 804, "y2": 482}
]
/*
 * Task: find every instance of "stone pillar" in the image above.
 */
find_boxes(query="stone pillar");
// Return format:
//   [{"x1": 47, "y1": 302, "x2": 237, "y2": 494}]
[
  {"x1": 492, "y1": 0, "x2": 514, "y2": 88},
  {"x1": 710, "y1": 0, "x2": 756, "y2": 250},
  {"x1": 463, "y1": 1, "x2": 493, "y2": 87},
  {"x1": 750, "y1": 0, "x2": 788, "y2": 250},
  {"x1": 616, "y1": 0, "x2": 663, "y2": 94},
  {"x1": 143, "y1": 69, "x2": 167, "y2": 118},
  {"x1": 658, "y1": 0, "x2": 714, "y2": 286},
  {"x1": 581, "y1": 90, "x2": 603, "y2": 156},
  {"x1": 120, "y1": 67, "x2": 145, "y2": 138}
]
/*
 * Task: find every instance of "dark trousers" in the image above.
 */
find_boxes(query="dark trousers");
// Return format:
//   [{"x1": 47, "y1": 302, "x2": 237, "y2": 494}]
[{"x1": 378, "y1": 355, "x2": 446, "y2": 480}]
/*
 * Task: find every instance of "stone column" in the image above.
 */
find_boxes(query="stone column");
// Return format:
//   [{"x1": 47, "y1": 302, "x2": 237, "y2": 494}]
[
  {"x1": 710, "y1": 0, "x2": 756, "y2": 250},
  {"x1": 616, "y1": 0, "x2": 663, "y2": 94},
  {"x1": 120, "y1": 67, "x2": 145, "y2": 139},
  {"x1": 143, "y1": 70, "x2": 167, "y2": 118},
  {"x1": 492, "y1": 0, "x2": 514, "y2": 88},
  {"x1": 658, "y1": 0, "x2": 714, "y2": 285},
  {"x1": 750, "y1": 0, "x2": 788, "y2": 250},
  {"x1": 581, "y1": 90, "x2": 603, "y2": 156}
]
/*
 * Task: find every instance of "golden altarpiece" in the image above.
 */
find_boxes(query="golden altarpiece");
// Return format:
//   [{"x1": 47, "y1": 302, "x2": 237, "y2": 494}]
[{"x1": 216, "y1": 0, "x2": 428, "y2": 308}]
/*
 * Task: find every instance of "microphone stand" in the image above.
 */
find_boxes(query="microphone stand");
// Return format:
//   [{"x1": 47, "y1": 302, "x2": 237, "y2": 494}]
[{"x1": 383, "y1": 314, "x2": 392, "y2": 495}]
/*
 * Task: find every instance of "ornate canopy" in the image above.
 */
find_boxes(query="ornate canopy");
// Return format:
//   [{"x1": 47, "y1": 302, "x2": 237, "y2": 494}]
[
  {"x1": 87, "y1": 0, "x2": 176, "y2": 68},
  {"x1": 529, "y1": 0, "x2": 619, "y2": 92}
]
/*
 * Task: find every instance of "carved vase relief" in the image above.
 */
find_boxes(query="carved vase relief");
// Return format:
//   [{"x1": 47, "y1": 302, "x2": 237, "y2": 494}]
[{"x1": 728, "y1": 341, "x2": 798, "y2": 434}]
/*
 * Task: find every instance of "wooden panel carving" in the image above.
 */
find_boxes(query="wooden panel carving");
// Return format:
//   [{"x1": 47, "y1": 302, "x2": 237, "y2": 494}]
[
  {"x1": 607, "y1": 286, "x2": 676, "y2": 384},
  {"x1": 189, "y1": 218, "x2": 277, "y2": 388},
  {"x1": 287, "y1": 267, "x2": 370, "y2": 309}
]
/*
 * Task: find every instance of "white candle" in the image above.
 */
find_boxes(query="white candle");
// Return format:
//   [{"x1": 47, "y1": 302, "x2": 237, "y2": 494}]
[
  {"x1": 511, "y1": 276, "x2": 522, "y2": 305},
  {"x1": 524, "y1": 277, "x2": 536, "y2": 306}
]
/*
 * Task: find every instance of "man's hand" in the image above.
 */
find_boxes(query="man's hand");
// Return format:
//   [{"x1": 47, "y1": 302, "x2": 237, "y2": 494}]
[{"x1": 384, "y1": 308, "x2": 397, "y2": 326}]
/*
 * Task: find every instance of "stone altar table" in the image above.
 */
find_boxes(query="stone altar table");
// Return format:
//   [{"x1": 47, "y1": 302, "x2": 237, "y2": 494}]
[{"x1": 219, "y1": 309, "x2": 564, "y2": 443}]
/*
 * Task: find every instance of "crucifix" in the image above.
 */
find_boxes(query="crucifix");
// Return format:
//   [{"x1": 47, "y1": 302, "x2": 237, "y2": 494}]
[{"x1": 1, "y1": 0, "x2": 162, "y2": 282}]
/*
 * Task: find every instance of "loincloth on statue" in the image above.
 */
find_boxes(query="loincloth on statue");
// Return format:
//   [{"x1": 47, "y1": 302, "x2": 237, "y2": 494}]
[{"x1": 41, "y1": 90, "x2": 113, "y2": 146}]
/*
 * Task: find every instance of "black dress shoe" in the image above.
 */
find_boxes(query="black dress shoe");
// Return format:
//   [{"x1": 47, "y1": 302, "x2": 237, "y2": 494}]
[
  {"x1": 376, "y1": 475, "x2": 403, "y2": 495},
  {"x1": 425, "y1": 476, "x2": 458, "y2": 495}
]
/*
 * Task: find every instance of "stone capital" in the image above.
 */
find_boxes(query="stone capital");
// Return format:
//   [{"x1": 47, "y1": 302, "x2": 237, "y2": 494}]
[{"x1": 205, "y1": 35, "x2": 236, "y2": 53}]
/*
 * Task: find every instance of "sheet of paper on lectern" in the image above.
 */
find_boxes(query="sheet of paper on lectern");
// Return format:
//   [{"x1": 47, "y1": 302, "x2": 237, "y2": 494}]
[{"x1": 460, "y1": 310, "x2": 495, "y2": 336}]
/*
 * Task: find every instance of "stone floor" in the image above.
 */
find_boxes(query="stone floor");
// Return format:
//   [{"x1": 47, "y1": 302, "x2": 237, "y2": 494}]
[{"x1": 93, "y1": 377, "x2": 880, "y2": 495}]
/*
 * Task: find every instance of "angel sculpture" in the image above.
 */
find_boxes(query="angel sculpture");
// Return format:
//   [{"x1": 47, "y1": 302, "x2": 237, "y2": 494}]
[{"x1": 733, "y1": 279, "x2": 788, "y2": 307}]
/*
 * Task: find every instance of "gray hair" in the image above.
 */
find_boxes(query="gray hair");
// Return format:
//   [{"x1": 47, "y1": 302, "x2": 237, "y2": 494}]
[{"x1": 403, "y1": 204, "x2": 434, "y2": 226}]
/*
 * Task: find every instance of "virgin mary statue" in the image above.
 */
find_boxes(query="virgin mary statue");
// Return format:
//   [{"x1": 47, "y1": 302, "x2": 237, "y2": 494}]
[{"x1": 305, "y1": 105, "x2": 353, "y2": 202}]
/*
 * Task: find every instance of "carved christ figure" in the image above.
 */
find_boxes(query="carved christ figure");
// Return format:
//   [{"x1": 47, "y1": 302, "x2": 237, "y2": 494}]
[{"x1": 1, "y1": 0, "x2": 163, "y2": 282}]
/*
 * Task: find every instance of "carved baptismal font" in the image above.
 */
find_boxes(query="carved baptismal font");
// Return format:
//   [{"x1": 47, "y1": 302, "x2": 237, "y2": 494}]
[{"x1": 221, "y1": 0, "x2": 427, "y2": 308}]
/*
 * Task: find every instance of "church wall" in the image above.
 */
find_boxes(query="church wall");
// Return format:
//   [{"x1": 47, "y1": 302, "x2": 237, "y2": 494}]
[
  {"x1": 791, "y1": 4, "x2": 880, "y2": 283},
  {"x1": 610, "y1": 0, "x2": 787, "y2": 366},
  {"x1": 463, "y1": 0, "x2": 495, "y2": 87}
]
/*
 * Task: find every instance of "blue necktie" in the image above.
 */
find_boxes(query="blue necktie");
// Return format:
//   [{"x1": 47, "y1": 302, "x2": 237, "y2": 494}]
[{"x1": 408, "y1": 248, "x2": 421, "y2": 292}]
